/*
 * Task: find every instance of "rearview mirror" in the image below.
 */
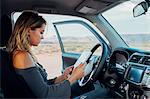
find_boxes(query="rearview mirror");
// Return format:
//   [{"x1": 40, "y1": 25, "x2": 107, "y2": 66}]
[{"x1": 133, "y1": 1, "x2": 149, "y2": 17}]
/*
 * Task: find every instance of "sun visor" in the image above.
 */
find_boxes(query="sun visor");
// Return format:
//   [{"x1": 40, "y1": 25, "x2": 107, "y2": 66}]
[{"x1": 75, "y1": 0, "x2": 112, "y2": 14}]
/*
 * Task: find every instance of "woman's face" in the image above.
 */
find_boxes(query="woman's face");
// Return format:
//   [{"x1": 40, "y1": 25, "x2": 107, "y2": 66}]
[{"x1": 28, "y1": 24, "x2": 46, "y2": 46}]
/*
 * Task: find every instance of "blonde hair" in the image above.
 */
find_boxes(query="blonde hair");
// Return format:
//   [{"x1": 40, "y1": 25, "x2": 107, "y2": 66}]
[{"x1": 7, "y1": 11, "x2": 46, "y2": 57}]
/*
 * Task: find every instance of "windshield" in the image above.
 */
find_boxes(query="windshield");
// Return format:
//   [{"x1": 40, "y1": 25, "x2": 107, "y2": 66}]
[{"x1": 102, "y1": 0, "x2": 150, "y2": 51}]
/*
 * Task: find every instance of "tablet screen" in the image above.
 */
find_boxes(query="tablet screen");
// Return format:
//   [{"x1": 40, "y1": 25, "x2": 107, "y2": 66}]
[{"x1": 74, "y1": 51, "x2": 92, "y2": 68}]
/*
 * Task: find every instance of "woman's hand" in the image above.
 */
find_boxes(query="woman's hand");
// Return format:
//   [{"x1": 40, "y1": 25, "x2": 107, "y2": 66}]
[
  {"x1": 63, "y1": 66, "x2": 74, "y2": 79},
  {"x1": 54, "y1": 66, "x2": 74, "y2": 84},
  {"x1": 67, "y1": 63, "x2": 85, "y2": 85}
]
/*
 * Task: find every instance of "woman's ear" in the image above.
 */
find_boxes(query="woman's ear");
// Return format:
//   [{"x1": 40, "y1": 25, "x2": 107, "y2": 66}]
[{"x1": 27, "y1": 28, "x2": 32, "y2": 35}]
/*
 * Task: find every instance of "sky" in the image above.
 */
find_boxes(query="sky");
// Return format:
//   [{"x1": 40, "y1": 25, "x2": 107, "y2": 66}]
[{"x1": 102, "y1": 0, "x2": 150, "y2": 34}]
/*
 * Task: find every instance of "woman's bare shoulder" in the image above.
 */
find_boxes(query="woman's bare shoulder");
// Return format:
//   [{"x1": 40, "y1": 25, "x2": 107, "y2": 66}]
[{"x1": 13, "y1": 51, "x2": 35, "y2": 69}]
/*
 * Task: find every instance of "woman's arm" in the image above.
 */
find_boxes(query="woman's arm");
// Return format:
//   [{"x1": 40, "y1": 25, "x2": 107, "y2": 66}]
[{"x1": 54, "y1": 75, "x2": 66, "y2": 84}]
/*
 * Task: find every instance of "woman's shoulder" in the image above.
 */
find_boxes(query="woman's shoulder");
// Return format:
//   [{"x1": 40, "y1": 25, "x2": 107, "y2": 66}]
[{"x1": 13, "y1": 51, "x2": 35, "y2": 69}]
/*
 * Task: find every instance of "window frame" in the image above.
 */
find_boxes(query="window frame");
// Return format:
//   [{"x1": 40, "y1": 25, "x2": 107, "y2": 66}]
[{"x1": 53, "y1": 20, "x2": 109, "y2": 54}]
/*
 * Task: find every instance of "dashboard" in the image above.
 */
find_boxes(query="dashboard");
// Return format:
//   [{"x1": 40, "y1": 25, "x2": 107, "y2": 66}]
[{"x1": 103, "y1": 47, "x2": 150, "y2": 98}]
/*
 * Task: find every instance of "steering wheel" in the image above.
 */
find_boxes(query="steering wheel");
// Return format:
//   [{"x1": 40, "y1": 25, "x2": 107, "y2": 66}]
[{"x1": 78, "y1": 43, "x2": 109, "y2": 86}]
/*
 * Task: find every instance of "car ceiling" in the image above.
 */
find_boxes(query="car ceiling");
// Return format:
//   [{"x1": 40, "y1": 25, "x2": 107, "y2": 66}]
[{"x1": 2, "y1": 0, "x2": 128, "y2": 16}]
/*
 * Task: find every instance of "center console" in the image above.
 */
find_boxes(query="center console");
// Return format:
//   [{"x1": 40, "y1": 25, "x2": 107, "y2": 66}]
[
  {"x1": 124, "y1": 53, "x2": 150, "y2": 98},
  {"x1": 125, "y1": 64, "x2": 150, "y2": 87}
]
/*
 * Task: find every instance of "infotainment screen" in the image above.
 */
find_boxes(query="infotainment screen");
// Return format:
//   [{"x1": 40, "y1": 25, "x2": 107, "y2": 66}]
[{"x1": 126, "y1": 66, "x2": 144, "y2": 83}]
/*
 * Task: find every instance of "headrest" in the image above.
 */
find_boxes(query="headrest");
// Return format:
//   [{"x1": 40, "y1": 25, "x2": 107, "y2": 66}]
[{"x1": 1, "y1": 15, "x2": 12, "y2": 47}]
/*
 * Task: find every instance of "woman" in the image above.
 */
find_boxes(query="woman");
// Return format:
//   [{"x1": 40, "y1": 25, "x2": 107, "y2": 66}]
[{"x1": 7, "y1": 11, "x2": 85, "y2": 98}]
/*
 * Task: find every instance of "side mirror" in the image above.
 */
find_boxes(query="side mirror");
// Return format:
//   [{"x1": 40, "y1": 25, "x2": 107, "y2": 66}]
[{"x1": 133, "y1": 1, "x2": 149, "y2": 17}]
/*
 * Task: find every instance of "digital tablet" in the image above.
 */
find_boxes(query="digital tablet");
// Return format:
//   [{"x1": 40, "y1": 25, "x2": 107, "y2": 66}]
[{"x1": 74, "y1": 51, "x2": 92, "y2": 68}]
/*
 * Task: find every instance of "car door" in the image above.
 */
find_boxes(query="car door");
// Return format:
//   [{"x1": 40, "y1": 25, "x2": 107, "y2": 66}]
[{"x1": 53, "y1": 20, "x2": 109, "y2": 72}]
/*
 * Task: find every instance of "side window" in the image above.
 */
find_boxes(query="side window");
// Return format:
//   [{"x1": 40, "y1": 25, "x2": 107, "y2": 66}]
[{"x1": 55, "y1": 22, "x2": 102, "y2": 55}]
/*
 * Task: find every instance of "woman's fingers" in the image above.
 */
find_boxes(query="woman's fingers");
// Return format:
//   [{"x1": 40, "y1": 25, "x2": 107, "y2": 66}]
[{"x1": 63, "y1": 66, "x2": 74, "y2": 79}]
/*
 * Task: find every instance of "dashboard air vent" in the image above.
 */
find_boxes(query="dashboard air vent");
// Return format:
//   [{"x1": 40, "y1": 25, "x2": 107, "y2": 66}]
[
  {"x1": 129, "y1": 55, "x2": 143, "y2": 63},
  {"x1": 143, "y1": 56, "x2": 150, "y2": 65}
]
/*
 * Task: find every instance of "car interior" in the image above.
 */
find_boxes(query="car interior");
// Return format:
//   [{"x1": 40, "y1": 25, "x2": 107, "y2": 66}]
[{"x1": 1, "y1": 0, "x2": 150, "y2": 99}]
